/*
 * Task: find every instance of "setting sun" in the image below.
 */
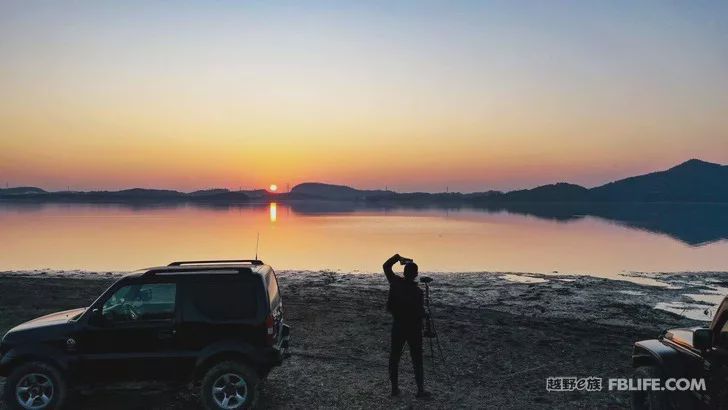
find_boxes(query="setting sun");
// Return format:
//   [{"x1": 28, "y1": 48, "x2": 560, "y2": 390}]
[{"x1": 269, "y1": 184, "x2": 278, "y2": 192}]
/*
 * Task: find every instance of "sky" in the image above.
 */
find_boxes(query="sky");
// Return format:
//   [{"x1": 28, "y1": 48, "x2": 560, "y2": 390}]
[{"x1": 1, "y1": 0, "x2": 727, "y2": 193}]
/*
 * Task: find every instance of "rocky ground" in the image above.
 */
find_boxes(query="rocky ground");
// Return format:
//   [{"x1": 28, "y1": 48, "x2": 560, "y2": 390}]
[{"x1": 1, "y1": 269, "x2": 725, "y2": 409}]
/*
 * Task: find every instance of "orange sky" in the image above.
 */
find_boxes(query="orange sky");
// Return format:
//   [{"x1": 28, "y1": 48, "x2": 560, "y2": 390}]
[{"x1": 1, "y1": 1, "x2": 727, "y2": 192}]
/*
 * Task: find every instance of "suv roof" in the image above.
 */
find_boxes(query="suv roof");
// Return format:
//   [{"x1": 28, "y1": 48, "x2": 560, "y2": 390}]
[
  {"x1": 125, "y1": 259, "x2": 272, "y2": 278},
  {"x1": 167, "y1": 259, "x2": 264, "y2": 267}
]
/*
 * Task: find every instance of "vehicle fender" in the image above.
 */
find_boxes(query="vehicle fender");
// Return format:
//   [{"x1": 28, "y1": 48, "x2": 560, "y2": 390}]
[
  {"x1": 633, "y1": 339, "x2": 686, "y2": 378},
  {"x1": 193, "y1": 339, "x2": 264, "y2": 376},
  {"x1": 0, "y1": 343, "x2": 73, "y2": 376}
]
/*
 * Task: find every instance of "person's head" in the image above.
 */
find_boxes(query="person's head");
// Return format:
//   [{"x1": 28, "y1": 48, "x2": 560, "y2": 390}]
[{"x1": 403, "y1": 262, "x2": 419, "y2": 281}]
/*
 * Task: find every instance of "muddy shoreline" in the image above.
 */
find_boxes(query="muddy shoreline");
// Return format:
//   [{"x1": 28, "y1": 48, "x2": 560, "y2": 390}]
[{"x1": 0, "y1": 270, "x2": 724, "y2": 409}]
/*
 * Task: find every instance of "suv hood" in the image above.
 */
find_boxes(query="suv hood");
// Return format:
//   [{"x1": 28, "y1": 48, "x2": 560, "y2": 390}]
[
  {"x1": 664, "y1": 326, "x2": 702, "y2": 349},
  {"x1": 3, "y1": 308, "x2": 86, "y2": 341}
]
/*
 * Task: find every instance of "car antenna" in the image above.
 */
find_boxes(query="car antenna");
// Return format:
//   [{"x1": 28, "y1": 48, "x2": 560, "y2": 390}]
[{"x1": 255, "y1": 232, "x2": 260, "y2": 260}]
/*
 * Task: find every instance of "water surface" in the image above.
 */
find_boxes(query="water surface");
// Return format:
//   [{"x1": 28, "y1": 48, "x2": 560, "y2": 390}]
[{"x1": 1, "y1": 202, "x2": 727, "y2": 278}]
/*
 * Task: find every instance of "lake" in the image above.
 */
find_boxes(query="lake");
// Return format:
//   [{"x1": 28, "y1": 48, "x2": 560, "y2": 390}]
[{"x1": 1, "y1": 202, "x2": 727, "y2": 278}]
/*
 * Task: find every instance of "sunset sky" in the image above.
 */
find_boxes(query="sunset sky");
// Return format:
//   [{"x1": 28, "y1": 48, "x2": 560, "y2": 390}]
[{"x1": 1, "y1": 1, "x2": 727, "y2": 192}]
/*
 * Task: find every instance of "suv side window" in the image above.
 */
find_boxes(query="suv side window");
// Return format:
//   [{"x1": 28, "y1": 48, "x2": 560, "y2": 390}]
[
  {"x1": 185, "y1": 277, "x2": 260, "y2": 321},
  {"x1": 266, "y1": 271, "x2": 281, "y2": 309},
  {"x1": 102, "y1": 283, "x2": 176, "y2": 323}
]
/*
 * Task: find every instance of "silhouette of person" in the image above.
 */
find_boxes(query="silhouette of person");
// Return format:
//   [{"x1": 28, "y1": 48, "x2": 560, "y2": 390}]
[{"x1": 383, "y1": 253, "x2": 430, "y2": 398}]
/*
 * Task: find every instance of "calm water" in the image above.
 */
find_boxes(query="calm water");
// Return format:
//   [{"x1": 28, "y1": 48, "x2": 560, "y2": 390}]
[{"x1": 1, "y1": 202, "x2": 727, "y2": 278}]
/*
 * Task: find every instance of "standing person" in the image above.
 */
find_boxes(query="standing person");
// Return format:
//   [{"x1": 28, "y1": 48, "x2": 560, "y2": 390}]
[{"x1": 383, "y1": 253, "x2": 430, "y2": 398}]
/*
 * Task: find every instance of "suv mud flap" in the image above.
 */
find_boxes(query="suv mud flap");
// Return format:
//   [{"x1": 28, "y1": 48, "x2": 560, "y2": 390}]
[{"x1": 280, "y1": 324, "x2": 291, "y2": 358}]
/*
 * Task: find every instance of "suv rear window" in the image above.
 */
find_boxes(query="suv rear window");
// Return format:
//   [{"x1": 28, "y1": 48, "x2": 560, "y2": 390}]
[{"x1": 184, "y1": 276, "x2": 262, "y2": 321}]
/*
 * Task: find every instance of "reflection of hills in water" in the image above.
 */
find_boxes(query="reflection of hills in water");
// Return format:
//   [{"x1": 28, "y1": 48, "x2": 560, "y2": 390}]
[
  {"x1": 2, "y1": 200, "x2": 726, "y2": 247},
  {"x1": 476, "y1": 202, "x2": 728, "y2": 246},
  {"x1": 286, "y1": 201, "x2": 728, "y2": 247}
]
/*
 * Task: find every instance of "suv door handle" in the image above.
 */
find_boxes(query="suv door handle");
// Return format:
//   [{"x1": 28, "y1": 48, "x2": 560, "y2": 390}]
[{"x1": 157, "y1": 329, "x2": 176, "y2": 340}]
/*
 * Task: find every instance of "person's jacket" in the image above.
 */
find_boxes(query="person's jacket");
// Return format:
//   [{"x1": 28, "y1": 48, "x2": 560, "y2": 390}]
[{"x1": 383, "y1": 256, "x2": 425, "y2": 323}]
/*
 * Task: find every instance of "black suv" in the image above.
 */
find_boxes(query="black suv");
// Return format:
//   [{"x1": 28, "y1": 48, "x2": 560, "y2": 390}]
[
  {"x1": 0, "y1": 260, "x2": 290, "y2": 410},
  {"x1": 632, "y1": 295, "x2": 728, "y2": 409}
]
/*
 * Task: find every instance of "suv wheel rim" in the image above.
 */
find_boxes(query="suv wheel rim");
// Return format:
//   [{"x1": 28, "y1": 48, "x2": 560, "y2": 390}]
[
  {"x1": 212, "y1": 373, "x2": 248, "y2": 409},
  {"x1": 15, "y1": 373, "x2": 54, "y2": 410}
]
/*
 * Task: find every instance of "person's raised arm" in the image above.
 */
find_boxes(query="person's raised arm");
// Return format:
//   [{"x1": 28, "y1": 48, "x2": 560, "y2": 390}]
[{"x1": 383, "y1": 253, "x2": 401, "y2": 283}]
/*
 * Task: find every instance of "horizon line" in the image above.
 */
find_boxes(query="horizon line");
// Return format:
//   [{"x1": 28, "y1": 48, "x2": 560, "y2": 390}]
[{"x1": 2, "y1": 158, "x2": 722, "y2": 196}]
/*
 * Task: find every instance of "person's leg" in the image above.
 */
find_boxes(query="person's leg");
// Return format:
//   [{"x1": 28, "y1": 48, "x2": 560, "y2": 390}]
[
  {"x1": 407, "y1": 326, "x2": 430, "y2": 397},
  {"x1": 389, "y1": 321, "x2": 406, "y2": 395}
]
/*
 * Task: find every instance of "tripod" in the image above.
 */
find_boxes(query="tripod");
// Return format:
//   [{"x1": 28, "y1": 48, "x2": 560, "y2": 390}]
[{"x1": 421, "y1": 278, "x2": 449, "y2": 375}]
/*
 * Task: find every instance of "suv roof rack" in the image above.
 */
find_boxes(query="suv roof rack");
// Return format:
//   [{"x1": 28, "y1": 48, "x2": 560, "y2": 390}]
[{"x1": 167, "y1": 259, "x2": 264, "y2": 266}]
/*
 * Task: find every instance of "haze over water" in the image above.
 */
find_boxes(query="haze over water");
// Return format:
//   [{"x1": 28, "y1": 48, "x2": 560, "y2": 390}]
[{"x1": 2, "y1": 203, "x2": 726, "y2": 277}]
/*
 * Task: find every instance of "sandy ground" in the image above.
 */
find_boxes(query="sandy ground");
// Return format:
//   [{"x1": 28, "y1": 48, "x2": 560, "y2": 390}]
[{"x1": 1, "y1": 269, "x2": 726, "y2": 409}]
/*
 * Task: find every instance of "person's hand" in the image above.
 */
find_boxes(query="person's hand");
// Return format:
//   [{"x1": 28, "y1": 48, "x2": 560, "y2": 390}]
[{"x1": 393, "y1": 253, "x2": 401, "y2": 260}]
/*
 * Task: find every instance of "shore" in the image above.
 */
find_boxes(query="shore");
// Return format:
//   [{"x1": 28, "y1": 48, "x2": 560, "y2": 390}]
[{"x1": 0, "y1": 269, "x2": 724, "y2": 409}]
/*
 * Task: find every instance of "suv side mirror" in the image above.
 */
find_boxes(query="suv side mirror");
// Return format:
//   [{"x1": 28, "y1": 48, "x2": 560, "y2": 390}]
[{"x1": 694, "y1": 328, "x2": 713, "y2": 351}]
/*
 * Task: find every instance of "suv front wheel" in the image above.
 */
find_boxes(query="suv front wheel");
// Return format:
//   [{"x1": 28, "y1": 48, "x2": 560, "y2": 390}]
[
  {"x1": 201, "y1": 361, "x2": 259, "y2": 410},
  {"x1": 632, "y1": 365, "x2": 669, "y2": 409},
  {"x1": 4, "y1": 362, "x2": 67, "y2": 410}
]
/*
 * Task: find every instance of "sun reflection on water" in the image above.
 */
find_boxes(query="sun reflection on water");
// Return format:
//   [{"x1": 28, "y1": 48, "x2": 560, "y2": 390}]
[{"x1": 269, "y1": 202, "x2": 277, "y2": 223}]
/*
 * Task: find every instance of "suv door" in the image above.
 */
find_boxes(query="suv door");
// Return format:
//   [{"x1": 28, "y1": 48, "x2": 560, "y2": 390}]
[{"x1": 76, "y1": 280, "x2": 180, "y2": 381}]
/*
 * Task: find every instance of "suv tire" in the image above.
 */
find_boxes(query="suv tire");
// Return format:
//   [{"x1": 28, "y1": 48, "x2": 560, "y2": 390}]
[
  {"x1": 632, "y1": 365, "x2": 669, "y2": 410},
  {"x1": 4, "y1": 362, "x2": 67, "y2": 410},
  {"x1": 201, "y1": 361, "x2": 259, "y2": 410}
]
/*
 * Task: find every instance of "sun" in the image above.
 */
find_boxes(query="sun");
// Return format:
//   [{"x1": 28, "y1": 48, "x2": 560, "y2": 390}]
[{"x1": 269, "y1": 184, "x2": 278, "y2": 192}]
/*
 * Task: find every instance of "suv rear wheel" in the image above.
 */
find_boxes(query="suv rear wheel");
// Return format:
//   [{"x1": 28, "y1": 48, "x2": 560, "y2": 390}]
[
  {"x1": 4, "y1": 362, "x2": 67, "y2": 410},
  {"x1": 201, "y1": 361, "x2": 259, "y2": 410}
]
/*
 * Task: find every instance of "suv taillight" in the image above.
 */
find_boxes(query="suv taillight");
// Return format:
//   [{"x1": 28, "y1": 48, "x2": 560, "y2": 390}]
[{"x1": 265, "y1": 314, "x2": 275, "y2": 346}]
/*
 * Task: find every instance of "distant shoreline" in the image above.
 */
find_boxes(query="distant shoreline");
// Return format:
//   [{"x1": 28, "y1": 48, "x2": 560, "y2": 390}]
[
  {"x1": 4, "y1": 195, "x2": 728, "y2": 205},
  {"x1": 3, "y1": 158, "x2": 728, "y2": 203}
]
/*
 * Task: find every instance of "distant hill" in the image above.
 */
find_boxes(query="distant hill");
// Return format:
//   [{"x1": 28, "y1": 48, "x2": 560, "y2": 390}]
[
  {"x1": 290, "y1": 183, "x2": 391, "y2": 200},
  {"x1": 2, "y1": 159, "x2": 727, "y2": 203},
  {"x1": 0, "y1": 187, "x2": 247, "y2": 203},
  {"x1": 102, "y1": 188, "x2": 183, "y2": 199},
  {"x1": 0, "y1": 187, "x2": 46, "y2": 195},
  {"x1": 481, "y1": 159, "x2": 728, "y2": 203},
  {"x1": 351, "y1": 159, "x2": 728, "y2": 203},
  {"x1": 589, "y1": 159, "x2": 728, "y2": 202},
  {"x1": 188, "y1": 189, "x2": 231, "y2": 197},
  {"x1": 500, "y1": 183, "x2": 589, "y2": 202}
]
